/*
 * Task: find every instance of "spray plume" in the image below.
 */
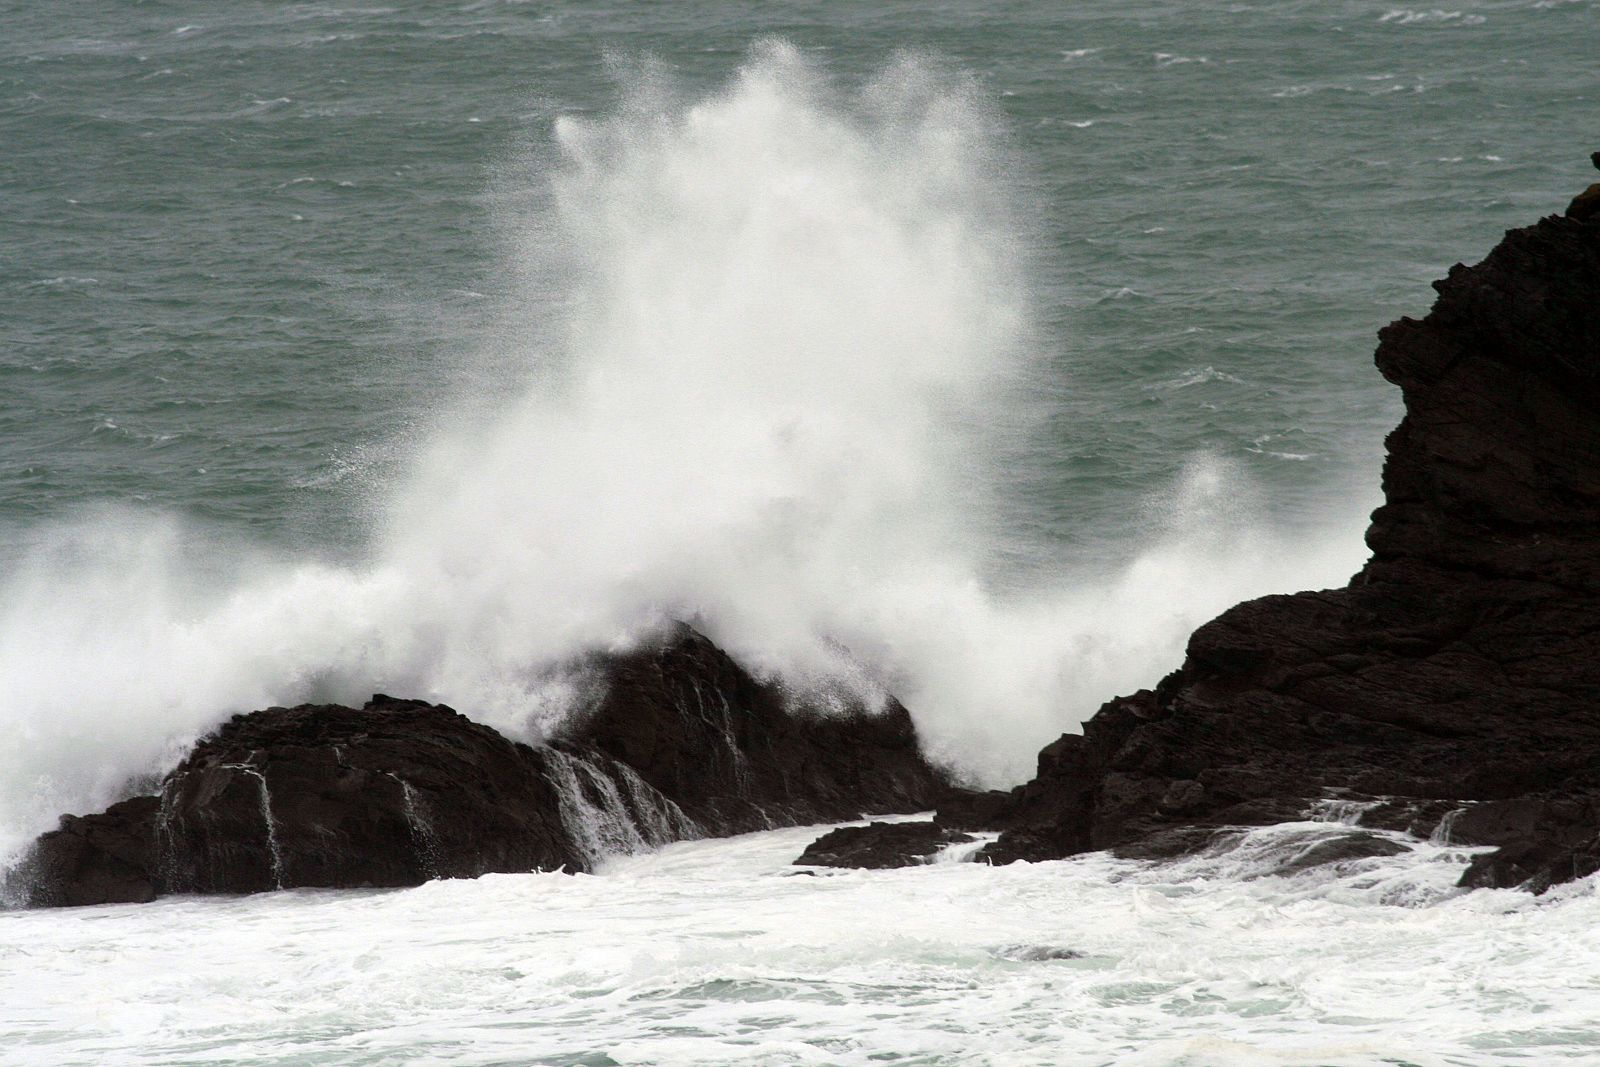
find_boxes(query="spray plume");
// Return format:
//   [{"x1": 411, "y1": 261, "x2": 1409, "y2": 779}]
[{"x1": 0, "y1": 44, "x2": 1371, "y2": 858}]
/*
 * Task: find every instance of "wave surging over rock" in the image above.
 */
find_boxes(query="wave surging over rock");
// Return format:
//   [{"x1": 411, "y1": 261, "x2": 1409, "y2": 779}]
[
  {"x1": 5, "y1": 625, "x2": 949, "y2": 907},
  {"x1": 0, "y1": 44, "x2": 1370, "y2": 860}
]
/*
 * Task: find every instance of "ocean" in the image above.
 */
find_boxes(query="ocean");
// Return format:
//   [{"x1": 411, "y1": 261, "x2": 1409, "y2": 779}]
[{"x1": 3, "y1": 1, "x2": 1598, "y2": 1062}]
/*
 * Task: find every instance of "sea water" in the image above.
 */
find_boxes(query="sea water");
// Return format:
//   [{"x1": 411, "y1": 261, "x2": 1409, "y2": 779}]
[
  {"x1": 3, "y1": 2, "x2": 1598, "y2": 1061},
  {"x1": 5, "y1": 818, "x2": 1599, "y2": 1065}
]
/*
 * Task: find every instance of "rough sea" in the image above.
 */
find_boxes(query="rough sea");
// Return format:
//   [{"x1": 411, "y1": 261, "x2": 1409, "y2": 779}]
[{"x1": 3, "y1": 2, "x2": 1599, "y2": 1063}]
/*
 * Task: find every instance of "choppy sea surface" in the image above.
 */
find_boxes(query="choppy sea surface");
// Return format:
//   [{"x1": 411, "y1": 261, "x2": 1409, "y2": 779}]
[
  {"x1": 4, "y1": 2, "x2": 1599, "y2": 1062},
  {"x1": 7, "y1": 817, "x2": 1600, "y2": 1066}
]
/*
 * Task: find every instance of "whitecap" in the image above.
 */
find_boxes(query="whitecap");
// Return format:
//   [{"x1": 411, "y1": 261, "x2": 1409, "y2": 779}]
[
  {"x1": 1378, "y1": 9, "x2": 1485, "y2": 24},
  {"x1": 28, "y1": 276, "x2": 98, "y2": 288},
  {"x1": 1154, "y1": 366, "x2": 1246, "y2": 390}
]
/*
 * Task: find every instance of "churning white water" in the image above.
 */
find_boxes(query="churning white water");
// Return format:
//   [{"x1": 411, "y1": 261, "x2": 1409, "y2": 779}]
[
  {"x1": 4, "y1": 817, "x2": 1597, "y2": 1066},
  {"x1": 0, "y1": 44, "x2": 1373, "y2": 857}
]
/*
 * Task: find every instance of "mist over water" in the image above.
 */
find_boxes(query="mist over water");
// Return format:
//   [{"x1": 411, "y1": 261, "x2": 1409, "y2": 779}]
[{"x1": 0, "y1": 44, "x2": 1375, "y2": 859}]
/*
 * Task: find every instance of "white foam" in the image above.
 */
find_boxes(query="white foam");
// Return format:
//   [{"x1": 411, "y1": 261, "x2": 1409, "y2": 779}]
[{"x1": 0, "y1": 822, "x2": 1594, "y2": 1064}]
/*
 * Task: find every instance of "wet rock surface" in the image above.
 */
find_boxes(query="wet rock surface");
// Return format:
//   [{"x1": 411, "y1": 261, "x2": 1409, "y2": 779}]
[
  {"x1": 958, "y1": 173, "x2": 1600, "y2": 892},
  {"x1": 8, "y1": 626, "x2": 948, "y2": 907},
  {"x1": 793, "y1": 820, "x2": 975, "y2": 869},
  {"x1": 575, "y1": 626, "x2": 946, "y2": 835}
]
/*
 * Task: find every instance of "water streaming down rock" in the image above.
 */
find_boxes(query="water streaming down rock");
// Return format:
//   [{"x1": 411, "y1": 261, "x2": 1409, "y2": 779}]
[
  {"x1": 232, "y1": 765, "x2": 285, "y2": 891},
  {"x1": 1429, "y1": 807, "x2": 1469, "y2": 847},
  {"x1": 154, "y1": 778, "x2": 179, "y2": 891},
  {"x1": 930, "y1": 833, "x2": 997, "y2": 864},
  {"x1": 611, "y1": 762, "x2": 702, "y2": 847},
  {"x1": 1309, "y1": 794, "x2": 1383, "y2": 827},
  {"x1": 680, "y1": 678, "x2": 751, "y2": 799},
  {"x1": 147, "y1": 758, "x2": 295, "y2": 895},
  {"x1": 387, "y1": 774, "x2": 442, "y2": 880},
  {"x1": 539, "y1": 747, "x2": 652, "y2": 868}
]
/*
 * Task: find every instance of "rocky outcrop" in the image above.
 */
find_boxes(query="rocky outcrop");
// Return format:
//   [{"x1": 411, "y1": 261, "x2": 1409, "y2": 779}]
[
  {"x1": 968, "y1": 162, "x2": 1600, "y2": 891},
  {"x1": 7, "y1": 626, "x2": 948, "y2": 907},
  {"x1": 575, "y1": 626, "x2": 945, "y2": 834},
  {"x1": 9, "y1": 797, "x2": 163, "y2": 908},
  {"x1": 793, "y1": 820, "x2": 975, "y2": 869}
]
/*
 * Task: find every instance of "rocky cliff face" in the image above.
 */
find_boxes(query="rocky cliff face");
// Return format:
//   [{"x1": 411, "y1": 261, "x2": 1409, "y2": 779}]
[
  {"x1": 973, "y1": 170, "x2": 1600, "y2": 891},
  {"x1": 8, "y1": 625, "x2": 948, "y2": 907}
]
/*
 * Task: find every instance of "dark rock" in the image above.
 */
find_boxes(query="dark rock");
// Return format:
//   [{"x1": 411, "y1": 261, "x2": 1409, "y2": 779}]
[
  {"x1": 985, "y1": 165, "x2": 1600, "y2": 892},
  {"x1": 794, "y1": 821, "x2": 975, "y2": 869},
  {"x1": 1568, "y1": 183, "x2": 1600, "y2": 221},
  {"x1": 1273, "y1": 832, "x2": 1409, "y2": 874},
  {"x1": 575, "y1": 625, "x2": 946, "y2": 834},
  {"x1": 1356, "y1": 797, "x2": 1463, "y2": 837},
  {"x1": 1110, "y1": 825, "x2": 1408, "y2": 874},
  {"x1": 1460, "y1": 836, "x2": 1600, "y2": 893},
  {"x1": 1571, "y1": 153, "x2": 1600, "y2": 219},
  {"x1": 1204, "y1": 796, "x2": 1320, "y2": 827},
  {"x1": 994, "y1": 944, "x2": 1085, "y2": 961},
  {"x1": 1157, "y1": 779, "x2": 1207, "y2": 814},
  {"x1": 8, "y1": 626, "x2": 949, "y2": 906},
  {"x1": 1108, "y1": 826, "x2": 1233, "y2": 862},
  {"x1": 9, "y1": 797, "x2": 161, "y2": 907},
  {"x1": 153, "y1": 697, "x2": 583, "y2": 895},
  {"x1": 934, "y1": 787, "x2": 1023, "y2": 831}
]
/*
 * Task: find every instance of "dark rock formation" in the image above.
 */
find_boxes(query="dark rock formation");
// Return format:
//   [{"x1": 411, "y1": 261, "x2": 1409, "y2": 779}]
[
  {"x1": 966, "y1": 168, "x2": 1600, "y2": 892},
  {"x1": 794, "y1": 820, "x2": 975, "y2": 869},
  {"x1": 934, "y1": 787, "x2": 1026, "y2": 832},
  {"x1": 1108, "y1": 825, "x2": 1408, "y2": 876},
  {"x1": 575, "y1": 626, "x2": 945, "y2": 834},
  {"x1": 7, "y1": 797, "x2": 162, "y2": 908},
  {"x1": 8, "y1": 626, "x2": 948, "y2": 907},
  {"x1": 152, "y1": 697, "x2": 586, "y2": 897}
]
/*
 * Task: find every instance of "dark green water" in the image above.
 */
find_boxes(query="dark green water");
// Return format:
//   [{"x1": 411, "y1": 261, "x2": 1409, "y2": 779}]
[{"x1": 5, "y1": 1, "x2": 1593, "y2": 557}]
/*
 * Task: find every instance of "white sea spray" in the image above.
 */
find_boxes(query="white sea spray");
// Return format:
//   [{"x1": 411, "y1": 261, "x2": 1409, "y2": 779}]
[{"x1": 0, "y1": 45, "x2": 1372, "y2": 859}]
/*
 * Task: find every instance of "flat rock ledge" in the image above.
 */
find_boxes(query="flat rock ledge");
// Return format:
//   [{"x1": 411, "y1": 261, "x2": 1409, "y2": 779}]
[
  {"x1": 4, "y1": 625, "x2": 950, "y2": 908},
  {"x1": 938, "y1": 159, "x2": 1600, "y2": 894}
]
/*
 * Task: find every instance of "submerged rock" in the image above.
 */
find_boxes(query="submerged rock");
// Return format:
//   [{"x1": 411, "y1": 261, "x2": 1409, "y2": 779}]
[
  {"x1": 962, "y1": 162, "x2": 1600, "y2": 892},
  {"x1": 994, "y1": 944, "x2": 1085, "y2": 962},
  {"x1": 8, "y1": 626, "x2": 949, "y2": 907},
  {"x1": 793, "y1": 820, "x2": 975, "y2": 869}
]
